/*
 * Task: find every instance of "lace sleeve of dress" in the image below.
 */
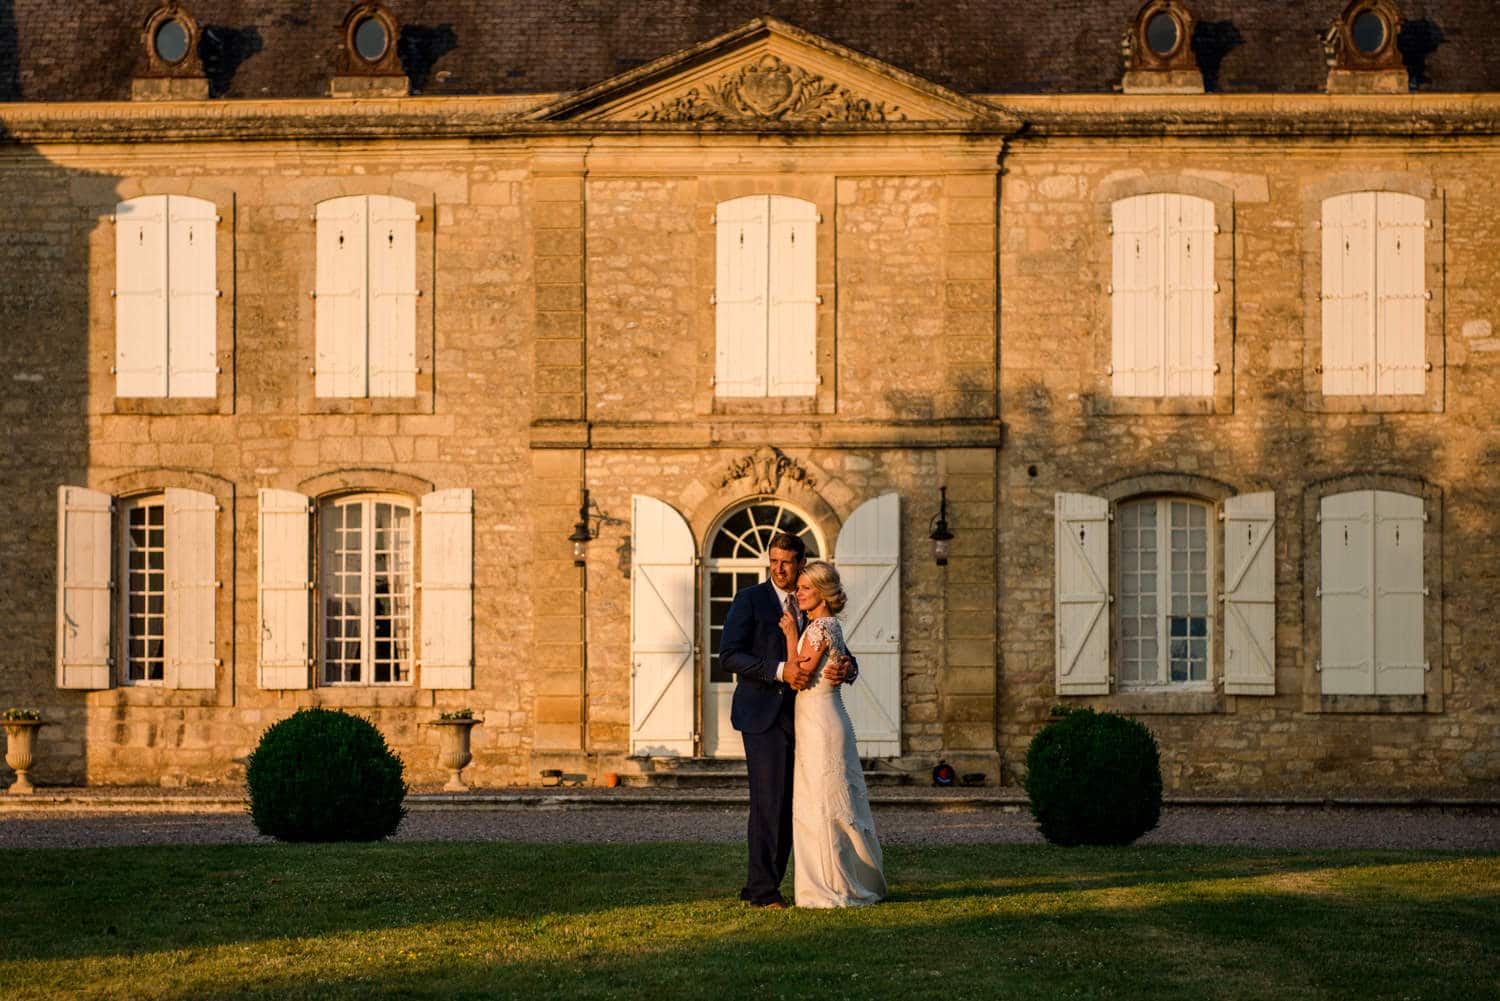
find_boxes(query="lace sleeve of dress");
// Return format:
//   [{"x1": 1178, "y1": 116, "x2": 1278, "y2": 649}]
[
  {"x1": 810, "y1": 616, "x2": 845, "y2": 656},
  {"x1": 804, "y1": 618, "x2": 831, "y2": 651}
]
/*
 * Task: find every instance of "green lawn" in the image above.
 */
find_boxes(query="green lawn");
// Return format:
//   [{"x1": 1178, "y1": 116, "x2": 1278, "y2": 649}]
[{"x1": 2, "y1": 841, "x2": 1496, "y2": 1000}]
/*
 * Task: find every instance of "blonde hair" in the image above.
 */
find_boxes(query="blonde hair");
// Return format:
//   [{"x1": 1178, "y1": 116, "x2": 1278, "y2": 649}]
[{"x1": 799, "y1": 561, "x2": 847, "y2": 615}]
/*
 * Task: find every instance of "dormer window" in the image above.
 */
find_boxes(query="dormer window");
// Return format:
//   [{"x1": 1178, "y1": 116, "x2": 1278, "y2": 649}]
[
  {"x1": 133, "y1": 4, "x2": 208, "y2": 99},
  {"x1": 1324, "y1": 0, "x2": 1406, "y2": 92},
  {"x1": 1121, "y1": 1, "x2": 1202, "y2": 94},
  {"x1": 333, "y1": 2, "x2": 407, "y2": 97}
]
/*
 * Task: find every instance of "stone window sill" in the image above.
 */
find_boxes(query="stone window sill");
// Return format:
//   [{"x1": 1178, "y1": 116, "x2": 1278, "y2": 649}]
[{"x1": 1316, "y1": 694, "x2": 1435, "y2": 714}]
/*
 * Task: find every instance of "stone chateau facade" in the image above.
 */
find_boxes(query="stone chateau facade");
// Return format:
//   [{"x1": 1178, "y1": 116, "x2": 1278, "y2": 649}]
[{"x1": 1, "y1": 1, "x2": 1497, "y2": 797}]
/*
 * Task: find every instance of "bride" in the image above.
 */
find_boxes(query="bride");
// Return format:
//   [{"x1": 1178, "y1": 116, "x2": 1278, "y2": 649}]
[{"x1": 779, "y1": 560, "x2": 887, "y2": 908}]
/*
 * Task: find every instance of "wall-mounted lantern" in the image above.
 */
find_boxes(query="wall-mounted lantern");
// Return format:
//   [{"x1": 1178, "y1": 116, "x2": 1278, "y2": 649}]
[
  {"x1": 929, "y1": 486, "x2": 955, "y2": 567},
  {"x1": 569, "y1": 489, "x2": 624, "y2": 568}
]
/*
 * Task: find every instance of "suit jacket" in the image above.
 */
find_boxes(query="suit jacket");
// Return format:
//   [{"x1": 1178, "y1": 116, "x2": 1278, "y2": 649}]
[{"x1": 719, "y1": 581, "x2": 796, "y2": 735}]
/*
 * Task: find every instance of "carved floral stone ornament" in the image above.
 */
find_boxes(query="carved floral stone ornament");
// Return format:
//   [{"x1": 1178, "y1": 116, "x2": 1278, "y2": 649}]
[
  {"x1": 636, "y1": 55, "x2": 905, "y2": 123},
  {"x1": 720, "y1": 446, "x2": 816, "y2": 494}
]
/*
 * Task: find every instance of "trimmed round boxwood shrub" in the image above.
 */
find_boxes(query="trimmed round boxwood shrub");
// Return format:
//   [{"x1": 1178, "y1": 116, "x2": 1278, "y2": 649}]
[
  {"x1": 246, "y1": 708, "x2": 407, "y2": 842},
  {"x1": 1024, "y1": 707, "x2": 1162, "y2": 846}
]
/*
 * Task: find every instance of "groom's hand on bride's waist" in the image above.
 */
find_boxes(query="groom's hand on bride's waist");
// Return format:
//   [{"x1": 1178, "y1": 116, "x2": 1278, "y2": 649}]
[
  {"x1": 822, "y1": 653, "x2": 857, "y2": 686},
  {"x1": 785, "y1": 655, "x2": 815, "y2": 691}
]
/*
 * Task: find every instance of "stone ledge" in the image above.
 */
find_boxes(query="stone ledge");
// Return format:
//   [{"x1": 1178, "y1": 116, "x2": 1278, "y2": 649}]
[{"x1": 530, "y1": 419, "x2": 1004, "y2": 450}]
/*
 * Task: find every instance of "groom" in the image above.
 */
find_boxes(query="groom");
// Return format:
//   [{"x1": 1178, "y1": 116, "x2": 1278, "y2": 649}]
[{"x1": 720, "y1": 531, "x2": 854, "y2": 908}]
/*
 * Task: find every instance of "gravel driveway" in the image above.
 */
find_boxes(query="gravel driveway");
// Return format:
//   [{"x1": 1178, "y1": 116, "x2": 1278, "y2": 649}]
[{"x1": 2, "y1": 804, "x2": 1496, "y2": 851}]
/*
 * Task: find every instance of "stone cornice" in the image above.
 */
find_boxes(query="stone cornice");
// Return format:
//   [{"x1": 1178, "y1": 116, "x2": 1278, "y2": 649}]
[
  {"x1": 529, "y1": 419, "x2": 1004, "y2": 450},
  {"x1": 6, "y1": 93, "x2": 1500, "y2": 146}
]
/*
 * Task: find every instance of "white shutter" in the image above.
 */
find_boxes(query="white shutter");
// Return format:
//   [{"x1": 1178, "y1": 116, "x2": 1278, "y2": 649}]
[
  {"x1": 1373, "y1": 490, "x2": 1425, "y2": 695},
  {"x1": 1375, "y1": 193, "x2": 1426, "y2": 396},
  {"x1": 1111, "y1": 194, "x2": 1164, "y2": 396},
  {"x1": 1319, "y1": 491, "x2": 1375, "y2": 694},
  {"x1": 315, "y1": 196, "x2": 369, "y2": 397},
  {"x1": 766, "y1": 195, "x2": 818, "y2": 397},
  {"x1": 1164, "y1": 194, "x2": 1216, "y2": 397},
  {"x1": 714, "y1": 195, "x2": 769, "y2": 397},
  {"x1": 630, "y1": 495, "x2": 696, "y2": 756},
  {"x1": 166, "y1": 196, "x2": 219, "y2": 398},
  {"x1": 164, "y1": 488, "x2": 218, "y2": 690},
  {"x1": 56, "y1": 486, "x2": 113, "y2": 689},
  {"x1": 367, "y1": 196, "x2": 418, "y2": 397},
  {"x1": 835, "y1": 493, "x2": 901, "y2": 756},
  {"x1": 1322, "y1": 192, "x2": 1376, "y2": 395},
  {"x1": 258, "y1": 488, "x2": 310, "y2": 689},
  {"x1": 1055, "y1": 492, "x2": 1110, "y2": 695},
  {"x1": 1222, "y1": 492, "x2": 1275, "y2": 696},
  {"x1": 419, "y1": 488, "x2": 474, "y2": 690},
  {"x1": 115, "y1": 196, "x2": 169, "y2": 398}
]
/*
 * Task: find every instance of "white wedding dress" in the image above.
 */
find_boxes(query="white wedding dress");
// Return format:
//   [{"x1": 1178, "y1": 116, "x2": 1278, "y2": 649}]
[{"x1": 792, "y1": 616, "x2": 887, "y2": 908}]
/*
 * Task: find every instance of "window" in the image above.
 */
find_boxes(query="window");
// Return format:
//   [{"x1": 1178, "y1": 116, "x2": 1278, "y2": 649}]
[
  {"x1": 315, "y1": 195, "x2": 419, "y2": 398},
  {"x1": 1117, "y1": 498, "x2": 1211, "y2": 689},
  {"x1": 714, "y1": 195, "x2": 819, "y2": 397},
  {"x1": 1320, "y1": 191, "x2": 1426, "y2": 396},
  {"x1": 1318, "y1": 490, "x2": 1425, "y2": 695},
  {"x1": 1110, "y1": 193, "x2": 1216, "y2": 398},
  {"x1": 257, "y1": 486, "x2": 473, "y2": 691},
  {"x1": 1055, "y1": 488, "x2": 1274, "y2": 699},
  {"x1": 57, "y1": 485, "x2": 219, "y2": 691},
  {"x1": 120, "y1": 497, "x2": 166, "y2": 684},
  {"x1": 319, "y1": 495, "x2": 414, "y2": 686},
  {"x1": 114, "y1": 195, "x2": 219, "y2": 398}
]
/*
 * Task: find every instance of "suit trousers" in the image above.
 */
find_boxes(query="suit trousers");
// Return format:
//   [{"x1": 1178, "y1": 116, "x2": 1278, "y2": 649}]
[{"x1": 739, "y1": 693, "x2": 796, "y2": 905}]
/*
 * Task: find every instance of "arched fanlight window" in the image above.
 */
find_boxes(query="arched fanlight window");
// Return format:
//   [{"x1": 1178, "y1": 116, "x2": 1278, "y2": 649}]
[{"x1": 708, "y1": 500, "x2": 822, "y2": 559}]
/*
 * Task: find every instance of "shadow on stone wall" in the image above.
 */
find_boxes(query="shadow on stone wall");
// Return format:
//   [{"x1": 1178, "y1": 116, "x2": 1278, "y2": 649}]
[{"x1": 0, "y1": 0, "x2": 123, "y2": 784}]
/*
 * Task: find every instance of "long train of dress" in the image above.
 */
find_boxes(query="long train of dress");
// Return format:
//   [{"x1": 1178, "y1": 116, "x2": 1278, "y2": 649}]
[{"x1": 791, "y1": 616, "x2": 887, "y2": 908}]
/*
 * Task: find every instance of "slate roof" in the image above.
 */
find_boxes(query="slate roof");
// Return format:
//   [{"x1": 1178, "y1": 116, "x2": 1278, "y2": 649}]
[{"x1": 1, "y1": 1, "x2": 1497, "y2": 102}]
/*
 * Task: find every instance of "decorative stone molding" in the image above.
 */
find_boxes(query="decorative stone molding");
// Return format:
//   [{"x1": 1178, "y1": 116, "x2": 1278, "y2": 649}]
[
  {"x1": 636, "y1": 55, "x2": 904, "y2": 123},
  {"x1": 1120, "y1": 0, "x2": 1203, "y2": 94},
  {"x1": 718, "y1": 446, "x2": 817, "y2": 493}
]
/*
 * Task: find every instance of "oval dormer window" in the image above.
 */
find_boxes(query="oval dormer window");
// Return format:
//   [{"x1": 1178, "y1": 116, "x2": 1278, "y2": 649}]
[
  {"x1": 353, "y1": 15, "x2": 390, "y2": 62},
  {"x1": 1145, "y1": 11, "x2": 1180, "y2": 57},
  {"x1": 153, "y1": 17, "x2": 190, "y2": 63},
  {"x1": 1351, "y1": 9, "x2": 1387, "y2": 54}
]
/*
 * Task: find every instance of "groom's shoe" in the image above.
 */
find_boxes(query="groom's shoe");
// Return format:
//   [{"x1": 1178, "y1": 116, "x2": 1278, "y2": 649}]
[{"x1": 759, "y1": 900, "x2": 788, "y2": 910}]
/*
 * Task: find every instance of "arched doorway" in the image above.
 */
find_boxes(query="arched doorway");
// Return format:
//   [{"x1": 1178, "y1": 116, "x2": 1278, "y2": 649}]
[{"x1": 700, "y1": 499, "x2": 824, "y2": 757}]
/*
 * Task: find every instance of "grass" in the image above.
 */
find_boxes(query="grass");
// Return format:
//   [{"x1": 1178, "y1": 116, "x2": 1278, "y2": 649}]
[{"x1": 1, "y1": 841, "x2": 1496, "y2": 1000}]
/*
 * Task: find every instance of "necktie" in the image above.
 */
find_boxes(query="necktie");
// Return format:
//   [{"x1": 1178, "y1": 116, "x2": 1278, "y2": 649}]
[{"x1": 785, "y1": 594, "x2": 803, "y2": 633}]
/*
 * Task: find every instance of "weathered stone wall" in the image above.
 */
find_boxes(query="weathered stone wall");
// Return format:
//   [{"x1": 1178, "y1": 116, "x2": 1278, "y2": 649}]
[{"x1": 998, "y1": 134, "x2": 1500, "y2": 796}]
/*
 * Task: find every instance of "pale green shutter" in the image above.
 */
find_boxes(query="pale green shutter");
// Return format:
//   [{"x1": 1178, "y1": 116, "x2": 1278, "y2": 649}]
[
  {"x1": 1375, "y1": 193, "x2": 1426, "y2": 396},
  {"x1": 315, "y1": 196, "x2": 369, "y2": 397},
  {"x1": 766, "y1": 195, "x2": 818, "y2": 397},
  {"x1": 1055, "y1": 492, "x2": 1111, "y2": 695},
  {"x1": 115, "y1": 196, "x2": 169, "y2": 398},
  {"x1": 419, "y1": 488, "x2": 474, "y2": 690},
  {"x1": 57, "y1": 486, "x2": 114, "y2": 690},
  {"x1": 1322, "y1": 193, "x2": 1376, "y2": 395},
  {"x1": 258, "y1": 488, "x2": 311, "y2": 689},
  {"x1": 1222, "y1": 492, "x2": 1275, "y2": 695},
  {"x1": 1319, "y1": 491, "x2": 1375, "y2": 694},
  {"x1": 1111, "y1": 194, "x2": 1164, "y2": 396},
  {"x1": 629, "y1": 495, "x2": 697, "y2": 756},
  {"x1": 165, "y1": 196, "x2": 220, "y2": 398},
  {"x1": 367, "y1": 195, "x2": 419, "y2": 397},
  {"x1": 714, "y1": 195, "x2": 769, "y2": 397},
  {"x1": 164, "y1": 488, "x2": 218, "y2": 690},
  {"x1": 1373, "y1": 490, "x2": 1425, "y2": 695}
]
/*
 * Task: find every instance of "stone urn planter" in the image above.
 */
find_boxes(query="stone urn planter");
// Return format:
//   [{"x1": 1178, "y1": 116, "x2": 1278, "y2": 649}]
[
  {"x1": 3, "y1": 718, "x2": 48, "y2": 795},
  {"x1": 430, "y1": 717, "x2": 481, "y2": 792}
]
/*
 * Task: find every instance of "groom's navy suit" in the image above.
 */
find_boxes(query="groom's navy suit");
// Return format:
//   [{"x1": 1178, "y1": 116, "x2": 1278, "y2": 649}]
[{"x1": 719, "y1": 579, "x2": 800, "y2": 905}]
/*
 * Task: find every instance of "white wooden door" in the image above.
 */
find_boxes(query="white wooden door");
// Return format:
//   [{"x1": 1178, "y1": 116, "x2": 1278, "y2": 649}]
[
  {"x1": 630, "y1": 496, "x2": 696, "y2": 756},
  {"x1": 835, "y1": 493, "x2": 901, "y2": 757}
]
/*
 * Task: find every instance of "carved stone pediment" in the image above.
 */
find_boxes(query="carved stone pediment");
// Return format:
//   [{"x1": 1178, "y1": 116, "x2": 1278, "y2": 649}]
[
  {"x1": 720, "y1": 446, "x2": 816, "y2": 495},
  {"x1": 530, "y1": 17, "x2": 1009, "y2": 129},
  {"x1": 635, "y1": 54, "x2": 904, "y2": 124}
]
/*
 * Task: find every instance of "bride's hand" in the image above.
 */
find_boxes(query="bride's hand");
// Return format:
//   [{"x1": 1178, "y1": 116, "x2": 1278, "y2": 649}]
[{"x1": 779, "y1": 610, "x2": 798, "y2": 639}]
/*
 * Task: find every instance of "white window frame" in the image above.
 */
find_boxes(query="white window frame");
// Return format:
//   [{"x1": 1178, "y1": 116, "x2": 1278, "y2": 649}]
[
  {"x1": 118, "y1": 495, "x2": 168, "y2": 686},
  {"x1": 1115, "y1": 496, "x2": 1214, "y2": 692},
  {"x1": 317, "y1": 493, "x2": 416, "y2": 687}
]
